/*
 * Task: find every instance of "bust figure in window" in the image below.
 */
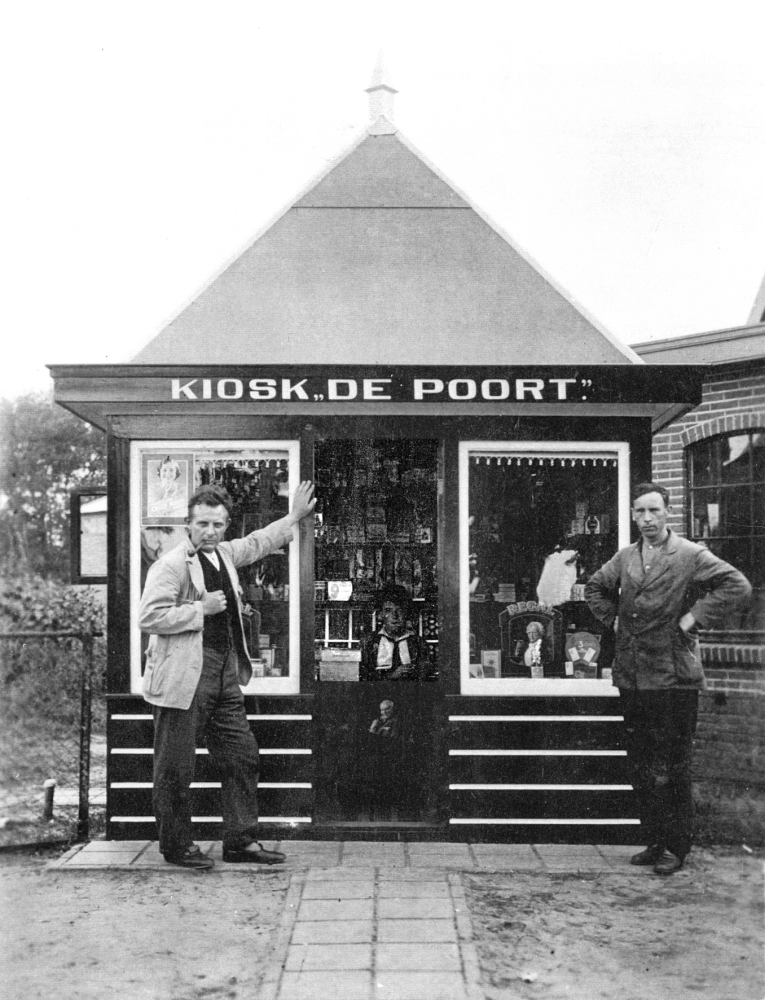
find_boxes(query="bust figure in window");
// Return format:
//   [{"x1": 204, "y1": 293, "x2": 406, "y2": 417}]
[{"x1": 521, "y1": 621, "x2": 552, "y2": 677}]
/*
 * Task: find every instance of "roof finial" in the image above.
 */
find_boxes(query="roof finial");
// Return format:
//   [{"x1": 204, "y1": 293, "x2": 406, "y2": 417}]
[{"x1": 365, "y1": 50, "x2": 397, "y2": 131}]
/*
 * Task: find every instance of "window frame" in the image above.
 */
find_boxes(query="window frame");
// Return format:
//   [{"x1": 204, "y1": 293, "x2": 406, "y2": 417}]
[
  {"x1": 458, "y1": 439, "x2": 631, "y2": 696},
  {"x1": 69, "y1": 487, "x2": 108, "y2": 584},
  {"x1": 686, "y1": 428, "x2": 765, "y2": 635},
  {"x1": 130, "y1": 439, "x2": 302, "y2": 696}
]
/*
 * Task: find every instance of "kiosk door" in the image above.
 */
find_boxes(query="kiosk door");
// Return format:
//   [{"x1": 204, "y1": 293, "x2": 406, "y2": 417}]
[{"x1": 312, "y1": 438, "x2": 442, "y2": 826}]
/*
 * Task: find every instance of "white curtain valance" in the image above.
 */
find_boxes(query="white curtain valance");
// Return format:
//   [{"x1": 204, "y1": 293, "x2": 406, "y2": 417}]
[{"x1": 469, "y1": 454, "x2": 618, "y2": 468}]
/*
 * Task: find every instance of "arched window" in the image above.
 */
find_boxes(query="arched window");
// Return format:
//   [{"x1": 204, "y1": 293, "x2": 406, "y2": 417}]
[{"x1": 687, "y1": 429, "x2": 765, "y2": 632}]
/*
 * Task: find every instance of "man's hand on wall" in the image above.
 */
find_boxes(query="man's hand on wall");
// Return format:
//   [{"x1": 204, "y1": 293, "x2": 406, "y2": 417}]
[{"x1": 288, "y1": 481, "x2": 316, "y2": 525}]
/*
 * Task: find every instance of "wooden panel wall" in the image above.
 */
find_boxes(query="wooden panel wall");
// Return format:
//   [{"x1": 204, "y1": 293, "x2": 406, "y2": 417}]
[
  {"x1": 444, "y1": 695, "x2": 639, "y2": 844},
  {"x1": 107, "y1": 694, "x2": 315, "y2": 841}
]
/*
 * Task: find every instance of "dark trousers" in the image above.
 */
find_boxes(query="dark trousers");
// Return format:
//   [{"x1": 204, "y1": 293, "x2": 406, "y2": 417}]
[
  {"x1": 620, "y1": 688, "x2": 699, "y2": 859},
  {"x1": 152, "y1": 648, "x2": 260, "y2": 858}
]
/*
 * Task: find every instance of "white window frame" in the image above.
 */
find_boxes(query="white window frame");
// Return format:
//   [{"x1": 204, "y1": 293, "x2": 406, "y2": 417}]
[
  {"x1": 130, "y1": 439, "x2": 301, "y2": 696},
  {"x1": 459, "y1": 440, "x2": 631, "y2": 697}
]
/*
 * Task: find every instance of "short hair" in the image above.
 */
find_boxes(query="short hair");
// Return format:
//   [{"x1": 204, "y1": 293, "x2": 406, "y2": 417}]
[
  {"x1": 376, "y1": 584, "x2": 411, "y2": 611},
  {"x1": 158, "y1": 456, "x2": 181, "y2": 479},
  {"x1": 631, "y1": 481, "x2": 670, "y2": 507},
  {"x1": 187, "y1": 485, "x2": 233, "y2": 519}
]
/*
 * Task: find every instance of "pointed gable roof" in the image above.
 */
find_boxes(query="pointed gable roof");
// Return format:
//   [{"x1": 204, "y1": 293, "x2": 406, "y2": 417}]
[{"x1": 132, "y1": 128, "x2": 640, "y2": 365}]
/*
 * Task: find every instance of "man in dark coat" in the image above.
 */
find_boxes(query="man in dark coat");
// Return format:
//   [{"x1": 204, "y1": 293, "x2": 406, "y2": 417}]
[{"x1": 586, "y1": 482, "x2": 751, "y2": 875}]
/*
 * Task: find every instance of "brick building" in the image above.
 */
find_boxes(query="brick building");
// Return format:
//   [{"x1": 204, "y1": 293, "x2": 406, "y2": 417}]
[{"x1": 633, "y1": 296, "x2": 765, "y2": 842}]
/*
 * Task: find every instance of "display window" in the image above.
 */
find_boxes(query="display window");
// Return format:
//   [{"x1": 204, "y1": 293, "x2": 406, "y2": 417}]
[
  {"x1": 459, "y1": 440, "x2": 630, "y2": 695},
  {"x1": 313, "y1": 438, "x2": 439, "y2": 682},
  {"x1": 130, "y1": 440, "x2": 302, "y2": 695}
]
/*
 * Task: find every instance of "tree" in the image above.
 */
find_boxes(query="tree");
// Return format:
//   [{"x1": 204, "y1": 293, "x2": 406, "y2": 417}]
[{"x1": 0, "y1": 392, "x2": 106, "y2": 579}]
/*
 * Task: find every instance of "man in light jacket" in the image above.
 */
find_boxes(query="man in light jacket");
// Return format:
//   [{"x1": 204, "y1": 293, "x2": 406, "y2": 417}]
[
  {"x1": 139, "y1": 480, "x2": 315, "y2": 869},
  {"x1": 586, "y1": 482, "x2": 750, "y2": 876}
]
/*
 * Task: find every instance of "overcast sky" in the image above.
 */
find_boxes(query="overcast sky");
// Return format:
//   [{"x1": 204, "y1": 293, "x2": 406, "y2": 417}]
[{"x1": 3, "y1": 1, "x2": 764, "y2": 400}]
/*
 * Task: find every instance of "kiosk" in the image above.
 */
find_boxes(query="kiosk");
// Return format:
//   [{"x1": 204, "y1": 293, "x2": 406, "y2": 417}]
[{"x1": 50, "y1": 82, "x2": 703, "y2": 842}]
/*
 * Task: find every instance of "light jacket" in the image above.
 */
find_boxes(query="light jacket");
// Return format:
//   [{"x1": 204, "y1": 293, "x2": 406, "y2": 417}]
[
  {"x1": 139, "y1": 520, "x2": 293, "y2": 709},
  {"x1": 585, "y1": 530, "x2": 751, "y2": 691}
]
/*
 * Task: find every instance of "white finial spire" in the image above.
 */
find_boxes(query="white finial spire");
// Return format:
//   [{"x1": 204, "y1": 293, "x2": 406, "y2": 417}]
[{"x1": 365, "y1": 51, "x2": 397, "y2": 128}]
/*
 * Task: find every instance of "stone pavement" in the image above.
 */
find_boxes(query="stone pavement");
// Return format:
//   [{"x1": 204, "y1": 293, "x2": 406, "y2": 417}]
[{"x1": 48, "y1": 840, "x2": 645, "y2": 1000}]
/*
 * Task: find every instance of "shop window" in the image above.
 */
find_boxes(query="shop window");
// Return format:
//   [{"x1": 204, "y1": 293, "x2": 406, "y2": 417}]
[
  {"x1": 314, "y1": 439, "x2": 439, "y2": 681},
  {"x1": 130, "y1": 441, "x2": 301, "y2": 695},
  {"x1": 459, "y1": 441, "x2": 630, "y2": 694},
  {"x1": 688, "y1": 430, "x2": 765, "y2": 632}
]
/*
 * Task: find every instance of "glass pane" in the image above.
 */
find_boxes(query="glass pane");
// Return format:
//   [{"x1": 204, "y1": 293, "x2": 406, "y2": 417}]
[
  {"x1": 690, "y1": 487, "x2": 719, "y2": 538},
  {"x1": 78, "y1": 494, "x2": 107, "y2": 578},
  {"x1": 753, "y1": 484, "x2": 765, "y2": 535},
  {"x1": 690, "y1": 438, "x2": 717, "y2": 487},
  {"x1": 140, "y1": 447, "x2": 294, "y2": 680},
  {"x1": 752, "y1": 432, "x2": 765, "y2": 482},
  {"x1": 467, "y1": 452, "x2": 618, "y2": 680},
  {"x1": 751, "y1": 539, "x2": 765, "y2": 587},
  {"x1": 314, "y1": 439, "x2": 439, "y2": 681},
  {"x1": 720, "y1": 434, "x2": 753, "y2": 485},
  {"x1": 719, "y1": 485, "x2": 752, "y2": 537}
]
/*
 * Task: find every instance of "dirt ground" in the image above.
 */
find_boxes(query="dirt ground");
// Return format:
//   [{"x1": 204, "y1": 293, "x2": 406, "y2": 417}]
[
  {"x1": 465, "y1": 848, "x2": 765, "y2": 1000},
  {"x1": 0, "y1": 847, "x2": 763, "y2": 1000},
  {"x1": 0, "y1": 852, "x2": 289, "y2": 1000}
]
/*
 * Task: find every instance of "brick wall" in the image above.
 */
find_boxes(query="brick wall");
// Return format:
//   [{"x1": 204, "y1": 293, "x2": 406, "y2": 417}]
[
  {"x1": 650, "y1": 360, "x2": 765, "y2": 842},
  {"x1": 651, "y1": 362, "x2": 765, "y2": 534}
]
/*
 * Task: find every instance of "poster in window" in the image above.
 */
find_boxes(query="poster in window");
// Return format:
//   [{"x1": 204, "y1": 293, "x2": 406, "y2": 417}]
[{"x1": 142, "y1": 452, "x2": 193, "y2": 524}]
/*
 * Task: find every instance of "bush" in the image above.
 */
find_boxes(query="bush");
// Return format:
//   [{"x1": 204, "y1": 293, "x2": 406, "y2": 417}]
[{"x1": 0, "y1": 576, "x2": 106, "y2": 731}]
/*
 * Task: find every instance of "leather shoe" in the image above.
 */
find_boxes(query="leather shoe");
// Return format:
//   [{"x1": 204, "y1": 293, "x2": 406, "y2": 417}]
[
  {"x1": 630, "y1": 844, "x2": 665, "y2": 866},
  {"x1": 164, "y1": 848, "x2": 214, "y2": 871},
  {"x1": 653, "y1": 850, "x2": 683, "y2": 876},
  {"x1": 222, "y1": 842, "x2": 286, "y2": 864}
]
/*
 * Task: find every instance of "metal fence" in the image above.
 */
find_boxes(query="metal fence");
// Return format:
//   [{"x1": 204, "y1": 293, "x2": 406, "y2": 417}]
[{"x1": 0, "y1": 630, "x2": 105, "y2": 848}]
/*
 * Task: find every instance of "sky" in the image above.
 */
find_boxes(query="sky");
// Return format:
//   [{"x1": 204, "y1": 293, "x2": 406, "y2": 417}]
[{"x1": 3, "y1": 0, "x2": 765, "y2": 400}]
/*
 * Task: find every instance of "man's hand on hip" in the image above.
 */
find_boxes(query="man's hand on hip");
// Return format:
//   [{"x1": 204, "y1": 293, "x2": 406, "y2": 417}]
[
  {"x1": 678, "y1": 612, "x2": 696, "y2": 634},
  {"x1": 202, "y1": 590, "x2": 227, "y2": 616}
]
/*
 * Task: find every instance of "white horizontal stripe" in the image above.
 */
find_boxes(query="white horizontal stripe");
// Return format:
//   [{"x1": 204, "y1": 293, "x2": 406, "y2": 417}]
[
  {"x1": 449, "y1": 749, "x2": 627, "y2": 756},
  {"x1": 246, "y1": 715, "x2": 312, "y2": 721},
  {"x1": 111, "y1": 748, "x2": 312, "y2": 755},
  {"x1": 111, "y1": 816, "x2": 313, "y2": 824},
  {"x1": 111, "y1": 713, "x2": 313, "y2": 721},
  {"x1": 449, "y1": 818, "x2": 641, "y2": 825},
  {"x1": 448, "y1": 715, "x2": 624, "y2": 723},
  {"x1": 110, "y1": 782, "x2": 312, "y2": 789},
  {"x1": 449, "y1": 784, "x2": 633, "y2": 791},
  {"x1": 259, "y1": 782, "x2": 312, "y2": 788}
]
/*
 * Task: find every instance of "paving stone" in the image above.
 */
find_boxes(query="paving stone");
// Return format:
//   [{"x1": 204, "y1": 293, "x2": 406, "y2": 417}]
[
  {"x1": 472, "y1": 845, "x2": 541, "y2": 869},
  {"x1": 285, "y1": 943, "x2": 372, "y2": 971},
  {"x1": 377, "y1": 897, "x2": 454, "y2": 920},
  {"x1": 374, "y1": 971, "x2": 467, "y2": 1000},
  {"x1": 305, "y1": 866, "x2": 358, "y2": 880},
  {"x1": 297, "y1": 898, "x2": 374, "y2": 922},
  {"x1": 376, "y1": 867, "x2": 444, "y2": 881},
  {"x1": 79, "y1": 840, "x2": 149, "y2": 854},
  {"x1": 302, "y1": 881, "x2": 374, "y2": 899},
  {"x1": 534, "y1": 844, "x2": 603, "y2": 857},
  {"x1": 375, "y1": 942, "x2": 461, "y2": 971},
  {"x1": 291, "y1": 920, "x2": 373, "y2": 944},
  {"x1": 377, "y1": 919, "x2": 457, "y2": 943},
  {"x1": 278, "y1": 970, "x2": 373, "y2": 1000},
  {"x1": 378, "y1": 880, "x2": 449, "y2": 898},
  {"x1": 62, "y1": 855, "x2": 141, "y2": 867}
]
